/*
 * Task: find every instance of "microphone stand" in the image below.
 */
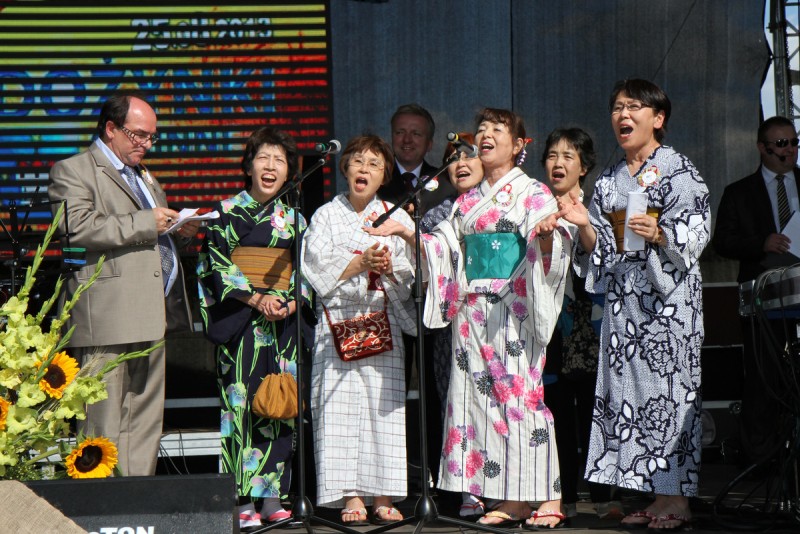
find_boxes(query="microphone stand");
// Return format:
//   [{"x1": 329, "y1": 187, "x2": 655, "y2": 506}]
[{"x1": 371, "y1": 154, "x2": 517, "y2": 534}]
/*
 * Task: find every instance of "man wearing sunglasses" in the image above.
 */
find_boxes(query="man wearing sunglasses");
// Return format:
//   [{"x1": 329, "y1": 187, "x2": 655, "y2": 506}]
[
  {"x1": 47, "y1": 90, "x2": 200, "y2": 477},
  {"x1": 713, "y1": 115, "x2": 800, "y2": 466}
]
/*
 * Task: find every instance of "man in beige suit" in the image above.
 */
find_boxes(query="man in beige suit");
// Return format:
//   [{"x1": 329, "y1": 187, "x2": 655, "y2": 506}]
[{"x1": 48, "y1": 91, "x2": 199, "y2": 476}]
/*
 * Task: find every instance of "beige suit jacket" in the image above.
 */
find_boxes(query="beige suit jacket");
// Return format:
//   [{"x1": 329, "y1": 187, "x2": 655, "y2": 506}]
[{"x1": 47, "y1": 142, "x2": 192, "y2": 347}]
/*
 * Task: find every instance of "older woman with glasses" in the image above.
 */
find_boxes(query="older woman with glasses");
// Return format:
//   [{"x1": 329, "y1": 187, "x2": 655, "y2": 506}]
[
  {"x1": 301, "y1": 135, "x2": 416, "y2": 526},
  {"x1": 559, "y1": 79, "x2": 710, "y2": 531}
]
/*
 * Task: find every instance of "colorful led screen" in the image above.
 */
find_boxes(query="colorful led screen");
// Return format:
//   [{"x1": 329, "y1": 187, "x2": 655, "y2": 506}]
[{"x1": 0, "y1": 1, "x2": 333, "y2": 261}]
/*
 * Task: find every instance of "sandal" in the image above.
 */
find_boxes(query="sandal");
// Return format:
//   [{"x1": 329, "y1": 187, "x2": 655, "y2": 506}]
[
  {"x1": 524, "y1": 510, "x2": 568, "y2": 530},
  {"x1": 648, "y1": 513, "x2": 692, "y2": 532},
  {"x1": 477, "y1": 510, "x2": 522, "y2": 528},
  {"x1": 340, "y1": 507, "x2": 369, "y2": 526},
  {"x1": 620, "y1": 510, "x2": 656, "y2": 530},
  {"x1": 372, "y1": 505, "x2": 403, "y2": 525},
  {"x1": 459, "y1": 499, "x2": 486, "y2": 520},
  {"x1": 239, "y1": 510, "x2": 262, "y2": 532}
]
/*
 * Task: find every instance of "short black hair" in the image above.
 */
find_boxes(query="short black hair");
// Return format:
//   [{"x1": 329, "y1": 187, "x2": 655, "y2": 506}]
[
  {"x1": 539, "y1": 128, "x2": 596, "y2": 185},
  {"x1": 608, "y1": 79, "x2": 671, "y2": 142},
  {"x1": 757, "y1": 116, "x2": 796, "y2": 144},
  {"x1": 241, "y1": 127, "x2": 299, "y2": 189}
]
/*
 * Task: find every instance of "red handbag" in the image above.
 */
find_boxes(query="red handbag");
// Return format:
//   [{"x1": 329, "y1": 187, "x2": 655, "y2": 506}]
[{"x1": 323, "y1": 295, "x2": 393, "y2": 362}]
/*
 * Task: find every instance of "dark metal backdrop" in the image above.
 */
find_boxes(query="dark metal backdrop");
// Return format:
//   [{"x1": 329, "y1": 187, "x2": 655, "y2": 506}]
[{"x1": 329, "y1": 0, "x2": 769, "y2": 283}]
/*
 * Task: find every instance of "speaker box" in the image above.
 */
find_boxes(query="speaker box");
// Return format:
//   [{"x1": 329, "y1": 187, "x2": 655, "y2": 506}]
[{"x1": 26, "y1": 473, "x2": 236, "y2": 534}]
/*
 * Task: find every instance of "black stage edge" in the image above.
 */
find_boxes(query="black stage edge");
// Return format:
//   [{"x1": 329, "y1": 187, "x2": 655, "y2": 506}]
[{"x1": 26, "y1": 474, "x2": 236, "y2": 533}]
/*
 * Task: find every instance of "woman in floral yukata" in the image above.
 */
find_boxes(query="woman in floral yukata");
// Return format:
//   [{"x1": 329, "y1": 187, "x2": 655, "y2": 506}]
[
  {"x1": 559, "y1": 79, "x2": 710, "y2": 531},
  {"x1": 420, "y1": 108, "x2": 570, "y2": 529},
  {"x1": 197, "y1": 126, "x2": 310, "y2": 531}
]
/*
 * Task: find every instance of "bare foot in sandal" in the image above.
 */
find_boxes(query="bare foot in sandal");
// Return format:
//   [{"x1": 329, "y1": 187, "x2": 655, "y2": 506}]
[
  {"x1": 341, "y1": 496, "x2": 368, "y2": 526},
  {"x1": 525, "y1": 500, "x2": 567, "y2": 529}
]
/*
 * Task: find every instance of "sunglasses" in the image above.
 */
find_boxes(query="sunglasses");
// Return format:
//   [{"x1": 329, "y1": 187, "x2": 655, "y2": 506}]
[{"x1": 765, "y1": 137, "x2": 800, "y2": 148}]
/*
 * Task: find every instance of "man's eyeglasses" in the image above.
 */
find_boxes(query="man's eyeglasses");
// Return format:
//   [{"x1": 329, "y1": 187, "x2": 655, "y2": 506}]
[
  {"x1": 349, "y1": 156, "x2": 384, "y2": 172},
  {"x1": 610, "y1": 102, "x2": 651, "y2": 115},
  {"x1": 765, "y1": 137, "x2": 800, "y2": 148},
  {"x1": 119, "y1": 125, "x2": 158, "y2": 145}
]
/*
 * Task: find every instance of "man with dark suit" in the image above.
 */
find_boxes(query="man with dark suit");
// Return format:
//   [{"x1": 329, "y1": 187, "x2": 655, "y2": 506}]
[
  {"x1": 713, "y1": 115, "x2": 800, "y2": 464},
  {"x1": 48, "y1": 91, "x2": 199, "y2": 476},
  {"x1": 379, "y1": 103, "x2": 456, "y2": 215}
]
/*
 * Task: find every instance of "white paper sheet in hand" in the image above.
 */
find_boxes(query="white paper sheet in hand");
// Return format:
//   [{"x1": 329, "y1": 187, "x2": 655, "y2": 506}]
[
  {"x1": 166, "y1": 208, "x2": 220, "y2": 234},
  {"x1": 624, "y1": 192, "x2": 648, "y2": 251},
  {"x1": 782, "y1": 211, "x2": 800, "y2": 258}
]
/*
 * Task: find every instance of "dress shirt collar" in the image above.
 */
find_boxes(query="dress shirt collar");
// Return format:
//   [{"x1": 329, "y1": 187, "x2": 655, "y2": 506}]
[
  {"x1": 394, "y1": 160, "x2": 422, "y2": 178},
  {"x1": 95, "y1": 138, "x2": 126, "y2": 171}
]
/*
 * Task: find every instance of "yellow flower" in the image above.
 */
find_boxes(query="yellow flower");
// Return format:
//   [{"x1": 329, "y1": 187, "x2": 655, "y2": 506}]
[
  {"x1": 37, "y1": 351, "x2": 79, "y2": 399},
  {"x1": 0, "y1": 397, "x2": 10, "y2": 431},
  {"x1": 64, "y1": 436, "x2": 118, "y2": 479}
]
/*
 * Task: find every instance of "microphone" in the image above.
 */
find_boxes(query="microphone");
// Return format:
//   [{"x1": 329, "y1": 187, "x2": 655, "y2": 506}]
[
  {"x1": 766, "y1": 147, "x2": 787, "y2": 162},
  {"x1": 447, "y1": 132, "x2": 479, "y2": 159},
  {"x1": 315, "y1": 139, "x2": 342, "y2": 155}
]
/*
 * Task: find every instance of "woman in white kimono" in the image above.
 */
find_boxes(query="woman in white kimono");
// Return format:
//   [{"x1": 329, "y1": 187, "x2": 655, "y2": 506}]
[
  {"x1": 301, "y1": 135, "x2": 415, "y2": 526},
  {"x1": 421, "y1": 108, "x2": 570, "y2": 529},
  {"x1": 559, "y1": 79, "x2": 710, "y2": 531}
]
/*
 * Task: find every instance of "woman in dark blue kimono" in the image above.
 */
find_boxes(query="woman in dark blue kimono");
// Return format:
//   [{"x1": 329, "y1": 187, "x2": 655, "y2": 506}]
[{"x1": 197, "y1": 126, "x2": 311, "y2": 531}]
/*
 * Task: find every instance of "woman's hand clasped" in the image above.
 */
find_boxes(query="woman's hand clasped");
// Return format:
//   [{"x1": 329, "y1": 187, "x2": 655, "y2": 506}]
[
  {"x1": 361, "y1": 242, "x2": 393, "y2": 274},
  {"x1": 252, "y1": 294, "x2": 293, "y2": 321}
]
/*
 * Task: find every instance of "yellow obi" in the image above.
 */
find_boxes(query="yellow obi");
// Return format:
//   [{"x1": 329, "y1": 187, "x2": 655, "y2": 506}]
[
  {"x1": 231, "y1": 246, "x2": 292, "y2": 291},
  {"x1": 606, "y1": 208, "x2": 662, "y2": 250}
]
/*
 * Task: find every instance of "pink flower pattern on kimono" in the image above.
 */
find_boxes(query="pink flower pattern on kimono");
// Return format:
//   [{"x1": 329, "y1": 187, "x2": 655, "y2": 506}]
[
  {"x1": 465, "y1": 425, "x2": 477, "y2": 440},
  {"x1": 493, "y1": 420, "x2": 510, "y2": 437},
  {"x1": 448, "y1": 459, "x2": 463, "y2": 476},
  {"x1": 511, "y1": 375, "x2": 525, "y2": 397},
  {"x1": 523, "y1": 191, "x2": 549, "y2": 211},
  {"x1": 471, "y1": 309, "x2": 486, "y2": 326},
  {"x1": 511, "y1": 300, "x2": 528, "y2": 320},
  {"x1": 469, "y1": 483, "x2": 482, "y2": 496},
  {"x1": 465, "y1": 449, "x2": 485, "y2": 478},
  {"x1": 467, "y1": 294, "x2": 478, "y2": 307},
  {"x1": 493, "y1": 380, "x2": 512, "y2": 404},
  {"x1": 480, "y1": 345, "x2": 495, "y2": 362},
  {"x1": 444, "y1": 426, "x2": 463, "y2": 455},
  {"x1": 508, "y1": 406, "x2": 525, "y2": 422},
  {"x1": 475, "y1": 207, "x2": 502, "y2": 232},
  {"x1": 488, "y1": 359, "x2": 507, "y2": 379},
  {"x1": 512, "y1": 276, "x2": 527, "y2": 297},
  {"x1": 459, "y1": 190, "x2": 480, "y2": 215},
  {"x1": 524, "y1": 387, "x2": 545, "y2": 411},
  {"x1": 528, "y1": 366, "x2": 542, "y2": 382},
  {"x1": 459, "y1": 321, "x2": 470, "y2": 338}
]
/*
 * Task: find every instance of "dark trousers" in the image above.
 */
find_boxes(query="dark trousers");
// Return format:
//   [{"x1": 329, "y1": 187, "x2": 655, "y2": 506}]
[
  {"x1": 404, "y1": 332, "x2": 444, "y2": 488},
  {"x1": 739, "y1": 316, "x2": 788, "y2": 462},
  {"x1": 545, "y1": 373, "x2": 616, "y2": 504}
]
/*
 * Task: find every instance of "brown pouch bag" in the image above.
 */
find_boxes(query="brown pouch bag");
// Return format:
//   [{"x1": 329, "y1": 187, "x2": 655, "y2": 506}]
[{"x1": 252, "y1": 373, "x2": 298, "y2": 420}]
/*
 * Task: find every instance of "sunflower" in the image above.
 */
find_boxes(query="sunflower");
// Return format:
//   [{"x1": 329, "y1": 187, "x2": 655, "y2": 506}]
[
  {"x1": 64, "y1": 436, "x2": 118, "y2": 479},
  {"x1": 37, "y1": 351, "x2": 79, "y2": 399},
  {"x1": 0, "y1": 396, "x2": 10, "y2": 431}
]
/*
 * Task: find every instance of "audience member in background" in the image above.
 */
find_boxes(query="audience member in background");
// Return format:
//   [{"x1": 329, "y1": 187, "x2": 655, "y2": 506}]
[
  {"x1": 713, "y1": 115, "x2": 800, "y2": 467},
  {"x1": 559, "y1": 79, "x2": 710, "y2": 531},
  {"x1": 48, "y1": 90, "x2": 198, "y2": 477},
  {"x1": 302, "y1": 135, "x2": 415, "y2": 526},
  {"x1": 197, "y1": 126, "x2": 310, "y2": 531},
  {"x1": 378, "y1": 103, "x2": 457, "y2": 490},
  {"x1": 539, "y1": 127, "x2": 623, "y2": 521}
]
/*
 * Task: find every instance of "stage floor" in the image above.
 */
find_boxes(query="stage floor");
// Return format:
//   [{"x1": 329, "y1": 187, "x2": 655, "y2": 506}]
[{"x1": 249, "y1": 460, "x2": 797, "y2": 534}]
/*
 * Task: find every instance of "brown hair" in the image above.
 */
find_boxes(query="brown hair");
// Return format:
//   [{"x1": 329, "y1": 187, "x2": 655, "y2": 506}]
[
  {"x1": 339, "y1": 135, "x2": 395, "y2": 185},
  {"x1": 442, "y1": 132, "x2": 476, "y2": 164}
]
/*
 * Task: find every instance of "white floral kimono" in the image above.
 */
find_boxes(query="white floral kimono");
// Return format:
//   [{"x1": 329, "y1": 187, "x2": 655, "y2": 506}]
[
  {"x1": 421, "y1": 167, "x2": 570, "y2": 501},
  {"x1": 301, "y1": 193, "x2": 415, "y2": 508}
]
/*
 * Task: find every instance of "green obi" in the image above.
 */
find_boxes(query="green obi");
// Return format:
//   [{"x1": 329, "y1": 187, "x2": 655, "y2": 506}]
[{"x1": 464, "y1": 232, "x2": 526, "y2": 282}]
